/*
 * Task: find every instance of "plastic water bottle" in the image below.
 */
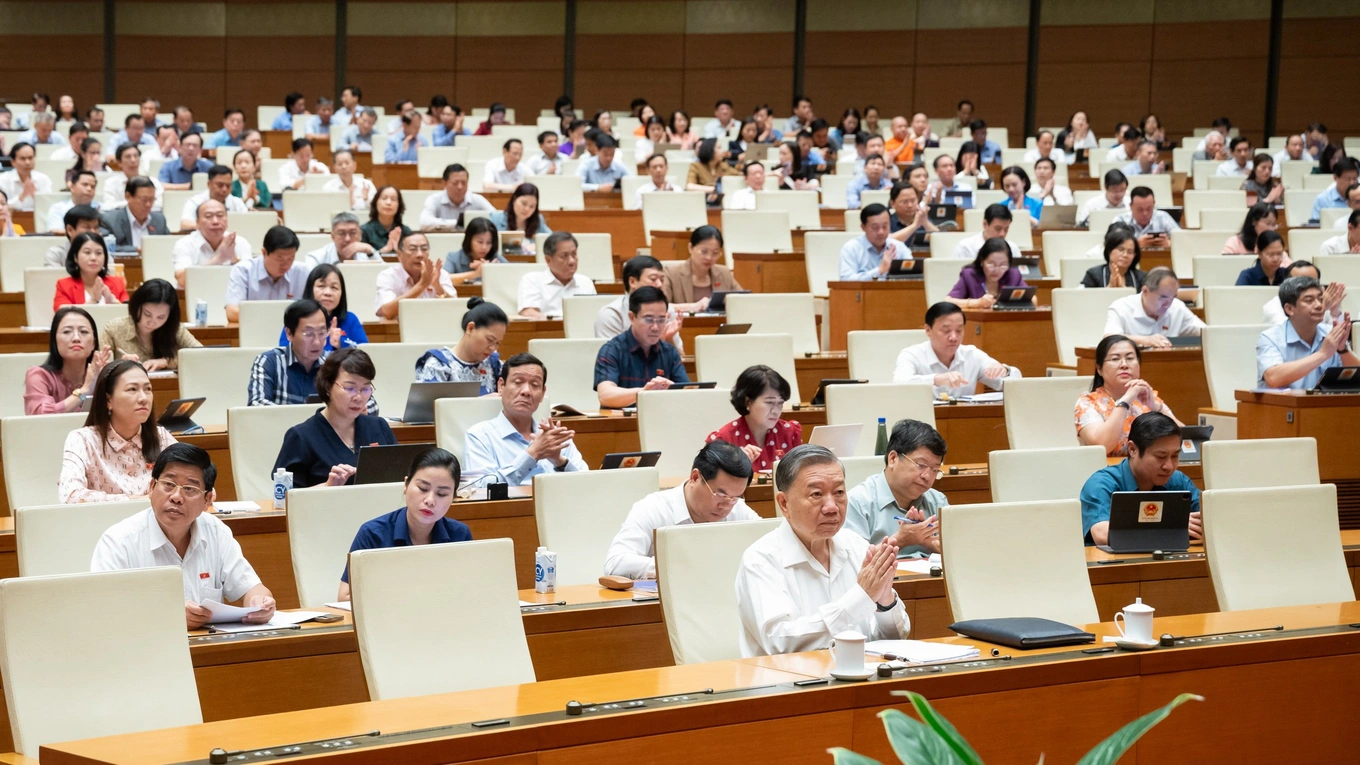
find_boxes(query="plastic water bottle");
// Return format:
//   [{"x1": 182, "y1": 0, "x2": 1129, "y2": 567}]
[
  {"x1": 194, "y1": 299, "x2": 208, "y2": 327},
  {"x1": 535, "y1": 546, "x2": 557, "y2": 594},
  {"x1": 874, "y1": 417, "x2": 888, "y2": 456},
  {"x1": 272, "y1": 468, "x2": 292, "y2": 510}
]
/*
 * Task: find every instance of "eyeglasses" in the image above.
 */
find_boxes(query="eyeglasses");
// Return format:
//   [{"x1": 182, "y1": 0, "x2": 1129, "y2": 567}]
[
  {"x1": 899, "y1": 455, "x2": 943, "y2": 478},
  {"x1": 296, "y1": 328, "x2": 328, "y2": 341},
  {"x1": 153, "y1": 478, "x2": 205, "y2": 500},
  {"x1": 339, "y1": 384, "x2": 375, "y2": 399},
  {"x1": 637, "y1": 316, "x2": 669, "y2": 326},
  {"x1": 701, "y1": 476, "x2": 742, "y2": 507}
]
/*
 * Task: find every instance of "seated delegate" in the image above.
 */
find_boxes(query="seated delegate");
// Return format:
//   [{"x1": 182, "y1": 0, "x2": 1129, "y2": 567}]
[
  {"x1": 597, "y1": 255, "x2": 683, "y2": 352},
  {"x1": 464, "y1": 353, "x2": 589, "y2": 486},
  {"x1": 593, "y1": 286, "x2": 690, "y2": 408},
  {"x1": 272, "y1": 348, "x2": 396, "y2": 489},
  {"x1": 91, "y1": 442, "x2": 276, "y2": 629},
  {"x1": 336, "y1": 447, "x2": 472, "y2": 601},
  {"x1": 414, "y1": 297, "x2": 507, "y2": 395},
  {"x1": 893, "y1": 302, "x2": 1019, "y2": 398},
  {"x1": 952, "y1": 204, "x2": 1021, "y2": 260},
  {"x1": 1082, "y1": 225, "x2": 1146, "y2": 289},
  {"x1": 1235, "y1": 230, "x2": 1288, "y2": 286},
  {"x1": 705, "y1": 365, "x2": 803, "y2": 472},
  {"x1": 277, "y1": 263, "x2": 368, "y2": 352},
  {"x1": 442, "y1": 217, "x2": 508, "y2": 287},
  {"x1": 943, "y1": 236, "x2": 1030, "y2": 310},
  {"x1": 1102, "y1": 267, "x2": 1204, "y2": 348},
  {"x1": 517, "y1": 231, "x2": 596, "y2": 319},
  {"x1": 603, "y1": 441, "x2": 760, "y2": 580},
  {"x1": 101, "y1": 278, "x2": 202, "y2": 371},
  {"x1": 662, "y1": 225, "x2": 742, "y2": 313},
  {"x1": 224, "y1": 225, "x2": 311, "y2": 323},
  {"x1": 1078, "y1": 412, "x2": 1201, "y2": 547},
  {"x1": 1257, "y1": 275, "x2": 1358, "y2": 390},
  {"x1": 1261, "y1": 261, "x2": 1345, "y2": 327},
  {"x1": 735, "y1": 445, "x2": 908, "y2": 657},
  {"x1": 374, "y1": 231, "x2": 457, "y2": 320},
  {"x1": 59, "y1": 359, "x2": 177, "y2": 503},
  {"x1": 53, "y1": 231, "x2": 128, "y2": 311},
  {"x1": 845, "y1": 419, "x2": 949, "y2": 558},
  {"x1": 25, "y1": 306, "x2": 109, "y2": 415},
  {"x1": 1076, "y1": 334, "x2": 1181, "y2": 456},
  {"x1": 248, "y1": 299, "x2": 378, "y2": 413},
  {"x1": 838, "y1": 203, "x2": 911, "y2": 281}
]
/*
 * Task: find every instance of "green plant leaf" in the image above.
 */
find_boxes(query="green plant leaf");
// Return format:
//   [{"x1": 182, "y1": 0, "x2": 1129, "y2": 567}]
[
  {"x1": 828, "y1": 747, "x2": 884, "y2": 765},
  {"x1": 1075, "y1": 693, "x2": 1203, "y2": 765},
  {"x1": 880, "y1": 708, "x2": 972, "y2": 765},
  {"x1": 892, "y1": 691, "x2": 985, "y2": 765}
]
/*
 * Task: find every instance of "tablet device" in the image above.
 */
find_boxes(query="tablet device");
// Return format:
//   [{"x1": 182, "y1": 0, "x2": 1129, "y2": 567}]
[
  {"x1": 808, "y1": 424, "x2": 862, "y2": 456},
  {"x1": 1177, "y1": 424, "x2": 1214, "y2": 464},
  {"x1": 668, "y1": 381, "x2": 717, "y2": 390},
  {"x1": 1312, "y1": 366, "x2": 1360, "y2": 393},
  {"x1": 600, "y1": 451, "x2": 661, "y2": 470},
  {"x1": 706, "y1": 290, "x2": 750, "y2": 313},
  {"x1": 401, "y1": 381, "x2": 482, "y2": 425},
  {"x1": 157, "y1": 397, "x2": 206, "y2": 434},
  {"x1": 992, "y1": 286, "x2": 1037, "y2": 311},
  {"x1": 886, "y1": 258, "x2": 924, "y2": 278},
  {"x1": 1167, "y1": 335, "x2": 1202, "y2": 348},
  {"x1": 355, "y1": 443, "x2": 437, "y2": 485},
  {"x1": 810, "y1": 378, "x2": 867, "y2": 407},
  {"x1": 1098, "y1": 491, "x2": 1193, "y2": 554},
  {"x1": 715, "y1": 323, "x2": 752, "y2": 335}
]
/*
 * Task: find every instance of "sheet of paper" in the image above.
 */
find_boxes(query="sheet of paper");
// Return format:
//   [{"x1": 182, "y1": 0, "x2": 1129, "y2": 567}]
[
  {"x1": 631, "y1": 580, "x2": 658, "y2": 592},
  {"x1": 962, "y1": 392, "x2": 1004, "y2": 403},
  {"x1": 212, "y1": 501, "x2": 262, "y2": 513},
  {"x1": 324, "y1": 601, "x2": 352, "y2": 612},
  {"x1": 205, "y1": 622, "x2": 284, "y2": 634},
  {"x1": 518, "y1": 600, "x2": 538, "y2": 607},
  {"x1": 146, "y1": 370, "x2": 177, "y2": 379},
  {"x1": 896, "y1": 560, "x2": 935, "y2": 575},
  {"x1": 202, "y1": 599, "x2": 263, "y2": 624},
  {"x1": 865, "y1": 640, "x2": 979, "y2": 663}
]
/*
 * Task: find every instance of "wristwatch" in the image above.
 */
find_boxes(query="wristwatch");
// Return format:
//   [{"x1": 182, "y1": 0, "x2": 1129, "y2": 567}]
[
  {"x1": 876, "y1": 595, "x2": 899, "y2": 612},
  {"x1": 1115, "y1": 400, "x2": 1131, "y2": 410}
]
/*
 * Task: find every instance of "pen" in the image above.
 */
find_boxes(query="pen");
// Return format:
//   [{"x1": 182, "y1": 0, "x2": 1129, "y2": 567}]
[{"x1": 893, "y1": 515, "x2": 936, "y2": 525}]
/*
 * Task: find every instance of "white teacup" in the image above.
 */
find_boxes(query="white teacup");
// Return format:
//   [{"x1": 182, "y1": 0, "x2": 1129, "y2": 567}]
[
  {"x1": 830, "y1": 630, "x2": 867, "y2": 673},
  {"x1": 1114, "y1": 597, "x2": 1155, "y2": 644}
]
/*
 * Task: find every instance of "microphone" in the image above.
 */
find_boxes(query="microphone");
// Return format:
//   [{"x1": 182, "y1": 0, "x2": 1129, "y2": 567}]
[{"x1": 1158, "y1": 624, "x2": 1283, "y2": 647}]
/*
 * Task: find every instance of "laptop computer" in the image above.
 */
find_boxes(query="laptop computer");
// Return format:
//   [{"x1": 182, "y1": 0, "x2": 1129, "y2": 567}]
[
  {"x1": 1038, "y1": 204, "x2": 1078, "y2": 229},
  {"x1": 354, "y1": 443, "x2": 438, "y2": 485},
  {"x1": 1177, "y1": 424, "x2": 1214, "y2": 464},
  {"x1": 706, "y1": 290, "x2": 750, "y2": 313},
  {"x1": 992, "y1": 286, "x2": 1037, "y2": 311},
  {"x1": 1312, "y1": 366, "x2": 1360, "y2": 393},
  {"x1": 810, "y1": 378, "x2": 867, "y2": 407},
  {"x1": 157, "y1": 397, "x2": 206, "y2": 435},
  {"x1": 1098, "y1": 491, "x2": 1194, "y2": 553},
  {"x1": 808, "y1": 424, "x2": 862, "y2": 457},
  {"x1": 600, "y1": 451, "x2": 661, "y2": 470},
  {"x1": 885, "y1": 258, "x2": 924, "y2": 279},
  {"x1": 716, "y1": 323, "x2": 751, "y2": 335},
  {"x1": 1167, "y1": 335, "x2": 1202, "y2": 348},
  {"x1": 400, "y1": 381, "x2": 482, "y2": 424}
]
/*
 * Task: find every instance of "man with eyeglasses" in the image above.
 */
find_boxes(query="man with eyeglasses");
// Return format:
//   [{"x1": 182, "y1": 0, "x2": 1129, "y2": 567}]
[
  {"x1": 374, "y1": 231, "x2": 456, "y2": 320},
  {"x1": 593, "y1": 286, "x2": 690, "y2": 409},
  {"x1": 247, "y1": 299, "x2": 378, "y2": 413},
  {"x1": 92, "y1": 442, "x2": 277, "y2": 630},
  {"x1": 845, "y1": 418, "x2": 950, "y2": 558},
  {"x1": 603, "y1": 441, "x2": 760, "y2": 580},
  {"x1": 464, "y1": 352, "x2": 588, "y2": 486}
]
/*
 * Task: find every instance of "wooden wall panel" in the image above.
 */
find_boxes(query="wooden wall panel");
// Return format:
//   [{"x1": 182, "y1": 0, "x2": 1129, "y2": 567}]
[
  {"x1": 916, "y1": 27, "x2": 1026, "y2": 133},
  {"x1": 805, "y1": 31, "x2": 915, "y2": 120},
  {"x1": 1149, "y1": 20, "x2": 1269, "y2": 142},
  {"x1": 454, "y1": 36, "x2": 563, "y2": 117},
  {"x1": 1034, "y1": 25, "x2": 1152, "y2": 132},
  {"x1": 1, "y1": 35, "x2": 104, "y2": 118},
  {"x1": 1277, "y1": 16, "x2": 1360, "y2": 135},
  {"x1": 574, "y1": 34, "x2": 686, "y2": 115},
  {"x1": 681, "y1": 32, "x2": 793, "y2": 116}
]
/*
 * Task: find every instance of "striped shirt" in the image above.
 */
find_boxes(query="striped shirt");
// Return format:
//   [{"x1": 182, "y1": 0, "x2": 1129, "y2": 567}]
[{"x1": 247, "y1": 345, "x2": 379, "y2": 414}]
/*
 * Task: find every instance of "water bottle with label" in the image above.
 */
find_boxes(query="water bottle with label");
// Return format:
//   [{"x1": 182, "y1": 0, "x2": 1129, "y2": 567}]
[
  {"x1": 535, "y1": 546, "x2": 557, "y2": 594},
  {"x1": 194, "y1": 299, "x2": 208, "y2": 327},
  {"x1": 272, "y1": 468, "x2": 292, "y2": 510},
  {"x1": 874, "y1": 417, "x2": 888, "y2": 456}
]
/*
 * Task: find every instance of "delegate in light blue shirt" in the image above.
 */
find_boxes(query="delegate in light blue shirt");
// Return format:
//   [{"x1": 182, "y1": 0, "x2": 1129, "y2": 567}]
[
  {"x1": 384, "y1": 134, "x2": 428, "y2": 164},
  {"x1": 1310, "y1": 185, "x2": 1345, "y2": 223},
  {"x1": 1078, "y1": 459, "x2": 1200, "y2": 545},
  {"x1": 1256, "y1": 319, "x2": 1344, "y2": 390},
  {"x1": 576, "y1": 157, "x2": 632, "y2": 191},
  {"x1": 204, "y1": 128, "x2": 239, "y2": 149},
  {"x1": 303, "y1": 115, "x2": 335, "y2": 135},
  {"x1": 159, "y1": 157, "x2": 215, "y2": 185},
  {"x1": 844, "y1": 471, "x2": 948, "y2": 558},
  {"x1": 224, "y1": 257, "x2": 311, "y2": 306},
  {"x1": 110, "y1": 130, "x2": 157, "y2": 149},
  {"x1": 431, "y1": 124, "x2": 470, "y2": 146},
  {"x1": 845, "y1": 174, "x2": 893, "y2": 209},
  {"x1": 487, "y1": 210, "x2": 552, "y2": 235},
  {"x1": 839, "y1": 235, "x2": 908, "y2": 281},
  {"x1": 338, "y1": 125, "x2": 377, "y2": 152},
  {"x1": 271, "y1": 112, "x2": 296, "y2": 131},
  {"x1": 977, "y1": 140, "x2": 1002, "y2": 164},
  {"x1": 464, "y1": 411, "x2": 589, "y2": 486},
  {"x1": 16, "y1": 129, "x2": 64, "y2": 146}
]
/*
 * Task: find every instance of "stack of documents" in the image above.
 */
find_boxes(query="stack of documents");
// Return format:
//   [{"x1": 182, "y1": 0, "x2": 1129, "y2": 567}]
[{"x1": 865, "y1": 640, "x2": 980, "y2": 663}]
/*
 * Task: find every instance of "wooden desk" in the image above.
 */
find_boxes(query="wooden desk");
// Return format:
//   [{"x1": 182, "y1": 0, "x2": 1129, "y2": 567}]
[
  {"x1": 827, "y1": 280, "x2": 1059, "y2": 355},
  {"x1": 43, "y1": 601, "x2": 1360, "y2": 765},
  {"x1": 1076, "y1": 346, "x2": 1210, "y2": 421},
  {"x1": 1235, "y1": 390, "x2": 1360, "y2": 527},
  {"x1": 733, "y1": 252, "x2": 810, "y2": 293},
  {"x1": 963, "y1": 307, "x2": 1058, "y2": 378}
]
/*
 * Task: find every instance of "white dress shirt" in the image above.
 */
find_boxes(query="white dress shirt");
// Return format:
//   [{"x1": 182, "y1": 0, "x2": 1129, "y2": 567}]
[
  {"x1": 1031, "y1": 185, "x2": 1073, "y2": 206},
  {"x1": 91, "y1": 506, "x2": 262, "y2": 605},
  {"x1": 516, "y1": 269, "x2": 596, "y2": 317},
  {"x1": 1319, "y1": 234, "x2": 1354, "y2": 254},
  {"x1": 374, "y1": 263, "x2": 456, "y2": 310},
  {"x1": 1215, "y1": 159, "x2": 1252, "y2": 177},
  {"x1": 322, "y1": 175, "x2": 376, "y2": 209},
  {"x1": 419, "y1": 189, "x2": 494, "y2": 230},
  {"x1": 483, "y1": 157, "x2": 527, "y2": 189},
  {"x1": 735, "y1": 521, "x2": 910, "y2": 658},
  {"x1": 0, "y1": 170, "x2": 53, "y2": 211},
  {"x1": 1103, "y1": 293, "x2": 1204, "y2": 338},
  {"x1": 952, "y1": 232, "x2": 1021, "y2": 260},
  {"x1": 1022, "y1": 148, "x2": 1067, "y2": 165},
  {"x1": 1334, "y1": 216, "x2": 1350, "y2": 232},
  {"x1": 723, "y1": 186, "x2": 757, "y2": 210},
  {"x1": 50, "y1": 145, "x2": 77, "y2": 162},
  {"x1": 1077, "y1": 194, "x2": 1129, "y2": 226},
  {"x1": 278, "y1": 159, "x2": 330, "y2": 190},
  {"x1": 180, "y1": 191, "x2": 247, "y2": 222},
  {"x1": 305, "y1": 241, "x2": 382, "y2": 268},
  {"x1": 634, "y1": 180, "x2": 677, "y2": 208},
  {"x1": 603, "y1": 484, "x2": 760, "y2": 579},
  {"x1": 892, "y1": 341, "x2": 1020, "y2": 398},
  {"x1": 101, "y1": 173, "x2": 164, "y2": 211},
  {"x1": 1104, "y1": 145, "x2": 1134, "y2": 164},
  {"x1": 524, "y1": 152, "x2": 563, "y2": 176},
  {"x1": 171, "y1": 230, "x2": 254, "y2": 272}
]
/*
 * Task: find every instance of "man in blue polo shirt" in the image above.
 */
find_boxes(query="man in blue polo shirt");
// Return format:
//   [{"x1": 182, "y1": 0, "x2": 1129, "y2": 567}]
[
  {"x1": 594, "y1": 286, "x2": 690, "y2": 408},
  {"x1": 1078, "y1": 412, "x2": 1201, "y2": 547},
  {"x1": 1257, "y1": 276, "x2": 1357, "y2": 390},
  {"x1": 205, "y1": 109, "x2": 245, "y2": 150},
  {"x1": 158, "y1": 132, "x2": 213, "y2": 190}
]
